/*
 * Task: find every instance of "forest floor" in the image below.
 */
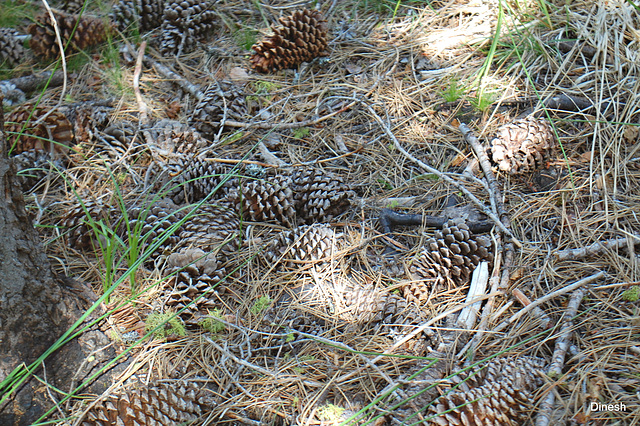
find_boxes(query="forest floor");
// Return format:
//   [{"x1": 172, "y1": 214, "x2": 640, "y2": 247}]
[{"x1": 2, "y1": 0, "x2": 640, "y2": 425}]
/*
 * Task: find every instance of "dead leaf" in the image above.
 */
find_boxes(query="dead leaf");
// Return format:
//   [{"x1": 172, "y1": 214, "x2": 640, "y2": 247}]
[
  {"x1": 580, "y1": 151, "x2": 593, "y2": 162},
  {"x1": 228, "y1": 67, "x2": 250, "y2": 83}
]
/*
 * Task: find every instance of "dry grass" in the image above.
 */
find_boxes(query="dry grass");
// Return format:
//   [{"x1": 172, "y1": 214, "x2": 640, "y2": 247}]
[{"x1": 9, "y1": 0, "x2": 640, "y2": 424}]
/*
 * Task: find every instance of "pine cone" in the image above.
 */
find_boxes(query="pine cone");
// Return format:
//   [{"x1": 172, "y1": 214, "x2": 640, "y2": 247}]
[
  {"x1": 407, "y1": 219, "x2": 492, "y2": 303},
  {"x1": 28, "y1": 11, "x2": 110, "y2": 60},
  {"x1": 264, "y1": 224, "x2": 341, "y2": 266},
  {"x1": 126, "y1": 198, "x2": 185, "y2": 261},
  {"x1": 110, "y1": 0, "x2": 165, "y2": 33},
  {"x1": 190, "y1": 82, "x2": 247, "y2": 137},
  {"x1": 163, "y1": 248, "x2": 226, "y2": 324},
  {"x1": 5, "y1": 104, "x2": 74, "y2": 154},
  {"x1": 490, "y1": 116, "x2": 555, "y2": 175},
  {"x1": 81, "y1": 380, "x2": 214, "y2": 425},
  {"x1": 343, "y1": 282, "x2": 422, "y2": 326},
  {"x1": 250, "y1": 9, "x2": 328, "y2": 73},
  {"x1": 0, "y1": 28, "x2": 26, "y2": 67},
  {"x1": 291, "y1": 168, "x2": 354, "y2": 223},
  {"x1": 426, "y1": 356, "x2": 545, "y2": 425},
  {"x1": 60, "y1": 198, "x2": 112, "y2": 250},
  {"x1": 164, "y1": 156, "x2": 234, "y2": 205},
  {"x1": 12, "y1": 151, "x2": 66, "y2": 193},
  {"x1": 179, "y1": 203, "x2": 240, "y2": 254},
  {"x1": 141, "y1": 120, "x2": 209, "y2": 156},
  {"x1": 228, "y1": 175, "x2": 296, "y2": 226},
  {"x1": 159, "y1": 0, "x2": 216, "y2": 55}
]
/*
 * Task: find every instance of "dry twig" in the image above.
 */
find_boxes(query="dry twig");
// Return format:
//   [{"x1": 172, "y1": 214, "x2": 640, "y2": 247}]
[{"x1": 554, "y1": 235, "x2": 640, "y2": 261}]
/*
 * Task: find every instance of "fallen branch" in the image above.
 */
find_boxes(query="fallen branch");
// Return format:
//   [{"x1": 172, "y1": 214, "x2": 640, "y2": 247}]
[
  {"x1": 553, "y1": 235, "x2": 640, "y2": 261},
  {"x1": 1, "y1": 71, "x2": 65, "y2": 93},
  {"x1": 493, "y1": 271, "x2": 604, "y2": 333},
  {"x1": 512, "y1": 288, "x2": 551, "y2": 329},
  {"x1": 535, "y1": 287, "x2": 588, "y2": 426},
  {"x1": 132, "y1": 41, "x2": 149, "y2": 126},
  {"x1": 457, "y1": 262, "x2": 490, "y2": 329}
]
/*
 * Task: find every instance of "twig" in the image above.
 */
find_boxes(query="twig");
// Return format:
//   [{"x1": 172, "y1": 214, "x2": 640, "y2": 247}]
[
  {"x1": 132, "y1": 41, "x2": 149, "y2": 126},
  {"x1": 493, "y1": 271, "x2": 604, "y2": 333},
  {"x1": 1, "y1": 71, "x2": 65, "y2": 92},
  {"x1": 147, "y1": 56, "x2": 205, "y2": 100},
  {"x1": 535, "y1": 287, "x2": 588, "y2": 426},
  {"x1": 512, "y1": 288, "x2": 551, "y2": 329},
  {"x1": 553, "y1": 235, "x2": 640, "y2": 261}
]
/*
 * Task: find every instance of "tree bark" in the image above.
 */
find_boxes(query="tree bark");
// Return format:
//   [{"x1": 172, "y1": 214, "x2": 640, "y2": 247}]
[{"x1": 0, "y1": 99, "x2": 119, "y2": 425}]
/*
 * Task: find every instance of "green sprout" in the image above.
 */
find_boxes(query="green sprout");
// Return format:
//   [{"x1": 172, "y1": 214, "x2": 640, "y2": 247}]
[
  {"x1": 250, "y1": 295, "x2": 272, "y2": 315},
  {"x1": 145, "y1": 312, "x2": 187, "y2": 340},
  {"x1": 200, "y1": 309, "x2": 226, "y2": 334}
]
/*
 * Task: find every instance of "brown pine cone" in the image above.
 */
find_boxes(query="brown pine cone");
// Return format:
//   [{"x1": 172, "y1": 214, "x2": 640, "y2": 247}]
[
  {"x1": 407, "y1": 218, "x2": 492, "y2": 303},
  {"x1": 163, "y1": 156, "x2": 234, "y2": 205},
  {"x1": 81, "y1": 379, "x2": 214, "y2": 425},
  {"x1": 159, "y1": 0, "x2": 216, "y2": 55},
  {"x1": 4, "y1": 104, "x2": 74, "y2": 155},
  {"x1": 490, "y1": 116, "x2": 555, "y2": 175},
  {"x1": 126, "y1": 198, "x2": 185, "y2": 261},
  {"x1": 264, "y1": 223, "x2": 341, "y2": 267},
  {"x1": 179, "y1": 203, "x2": 240, "y2": 255},
  {"x1": 141, "y1": 120, "x2": 209, "y2": 156},
  {"x1": 291, "y1": 167, "x2": 354, "y2": 223},
  {"x1": 28, "y1": 11, "x2": 110, "y2": 60},
  {"x1": 110, "y1": 0, "x2": 165, "y2": 33},
  {"x1": 190, "y1": 81, "x2": 247, "y2": 137},
  {"x1": 12, "y1": 151, "x2": 67, "y2": 193},
  {"x1": 163, "y1": 248, "x2": 227, "y2": 324},
  {"x1": 228, "y1": 175, "x2": 296, "y2": 226},
  {"x1": 250, "y1": 9, "x2": 328, "y2": 73},
  {"x1": 425, "y1": 356, "x2": 546, "y2": 425},
  {"x1": 59, "y1": 198, "x2": 112, "y2": 250},
  {"x1": 0, "y1": 28, "x2": 26, "y2": 67}
]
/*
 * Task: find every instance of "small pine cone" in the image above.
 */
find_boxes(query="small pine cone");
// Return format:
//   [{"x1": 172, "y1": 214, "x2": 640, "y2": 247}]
[
  {"x1": 0, "y1": 28, "x2": 26, "y2": 67},
  {"x1": 28, "y1": 11, "x2": 110, "y2": 60},
  {"x1": 490, "y1": 116, "x2": 555, "y2": 175},
  {"x1": 179, "y1": 203, "x2": 240, "y2": 254},
  {"x1": 190, "y1": 82, "x2": 247, "y2": 137},
  {"x1": 159, "y1": 0, "x2": 216, "y2": 55},
  {"x1": 59, "y1": 0, "x2": 88, "y2": 13},
  {"x1": 229, "y1": 175, "x2": 296, "y2": 226},
  {"x1": 110, "y1": 0, "x2": 165, "y2": 33},
  {"x1": 410, "y1": 218, "x2": 492, "y2": 287},
  {"x1": 250, "y1": 9, "x2": 328, "y2": 73},
  {"x1": 343, "y1": 283, "x2": 421, "y2": 325},
  {"x1": 163, "y1": 249, "x2": 226, "y2": 323},
  {"x1": 126, "y1": 198, "x2": 185, "y2": 260},
  {"x1": 164, "y1": 156, "x2": 234, "y2": 205},
  {"x1": 291, "y1": 168, "x2": 354, "y2": 223},
  {"x1": 142, "y1": 120, "x2": 209, "y2": 156},
  {"x1": 264, "y1": 224, "x2": 341, "y2": 266},
  {"x1": 60, "y1": 198, "x2": 112, "y2": 250},
  {"x1": 449, "y1": 356, "x2": 546, "y2": 391},
  {"x1": 5, "y1": 104, "x2": 74, "y2": 154},
  {"x1": 81, "y1": 380, "x2": 214, "y2": 426},
  {"x1": 12, "y1": 151, "x2": 66, "y2": 193},
  {"x1": 426, "y1": 357, "x2": 545, "y2": 426}
]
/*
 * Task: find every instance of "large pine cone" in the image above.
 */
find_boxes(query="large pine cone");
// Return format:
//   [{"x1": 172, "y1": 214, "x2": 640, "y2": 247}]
[
  {"x1": 190, "y1": 81, "x2": 247, "y2": 137},
  {"x1": 4, "y1": 104, "x2": 74, "y2": 155},
  {"x1": 60, "y1": 198, "x2": 113, "y2": 250},
  {"x1": 490, "y1": 116, "x2": 555, "y2": 175},
  {"x1": 163, "y1": 156, "x2": 234, "y2": 205},
  {"x1": 407, "y1": 219, "x2": 492, "y2": 303},
  {"x1": 141, "y1": 120, "x2": 209, "y2": 156},
  {"x1": 163, "y1": 248, "x2": 227, "y2": 324},
  {"x1": 291, "y1": 168, "x2": 354, "y2": 223},
  {"x1": 126, "y1": 198, "x2": 185, "y2": 261},
  {"x1": 425, "y1": 356, "x2": 546, "y2": 425},
  {"x1": 28, "y1": 11, "x2": 110, "y2": 59},
  {"x1": 250, "y1": 9, "x2": 328, "y2": 73},
  {"x1": 80, "y1": 379, "x2": 214, "y2": 425},
  {"x1": 110, "y1": 0, "x2": 165, "y2": 33},
  {"x1": 12, "y1": 151, "x2": 67, "y2": 193},
  {"x1": 179, "y1": 203, "x2": 240, "y2": 255},
  {"x1": 228, "y1": 175, "x2": 296, "y2": 226},
  {"x1": 159, "y1": 0, "x2": 216, "y2": 55},
  {"x1": 264, "y1": 223, "x2": 341, "y2": 267},
  {"x1": 0, "y1": 28, "x2": 26, "y2": 67}
]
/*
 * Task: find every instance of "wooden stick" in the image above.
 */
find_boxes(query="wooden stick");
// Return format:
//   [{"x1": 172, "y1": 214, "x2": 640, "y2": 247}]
[
  {"x1": 535, "y1": 287, "x2": 588, "y2": 426},
  {"x1": 512, "y1": 288, "x2": 551, "y2": 329},
  {"x1": 132, "y1": 41, "x2": 149, "y2": 126},
  {"x1": 554, "y1": 235, "x2": 640, "y2": 261},
  {"x1": 457, "y1": 262, "x2": 490, "y2": 329}
]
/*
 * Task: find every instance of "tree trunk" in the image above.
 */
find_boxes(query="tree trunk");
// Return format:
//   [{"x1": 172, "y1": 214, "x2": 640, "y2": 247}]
[{"x1": 0, "y1": 100, "x2": 118, "y2": 425}]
